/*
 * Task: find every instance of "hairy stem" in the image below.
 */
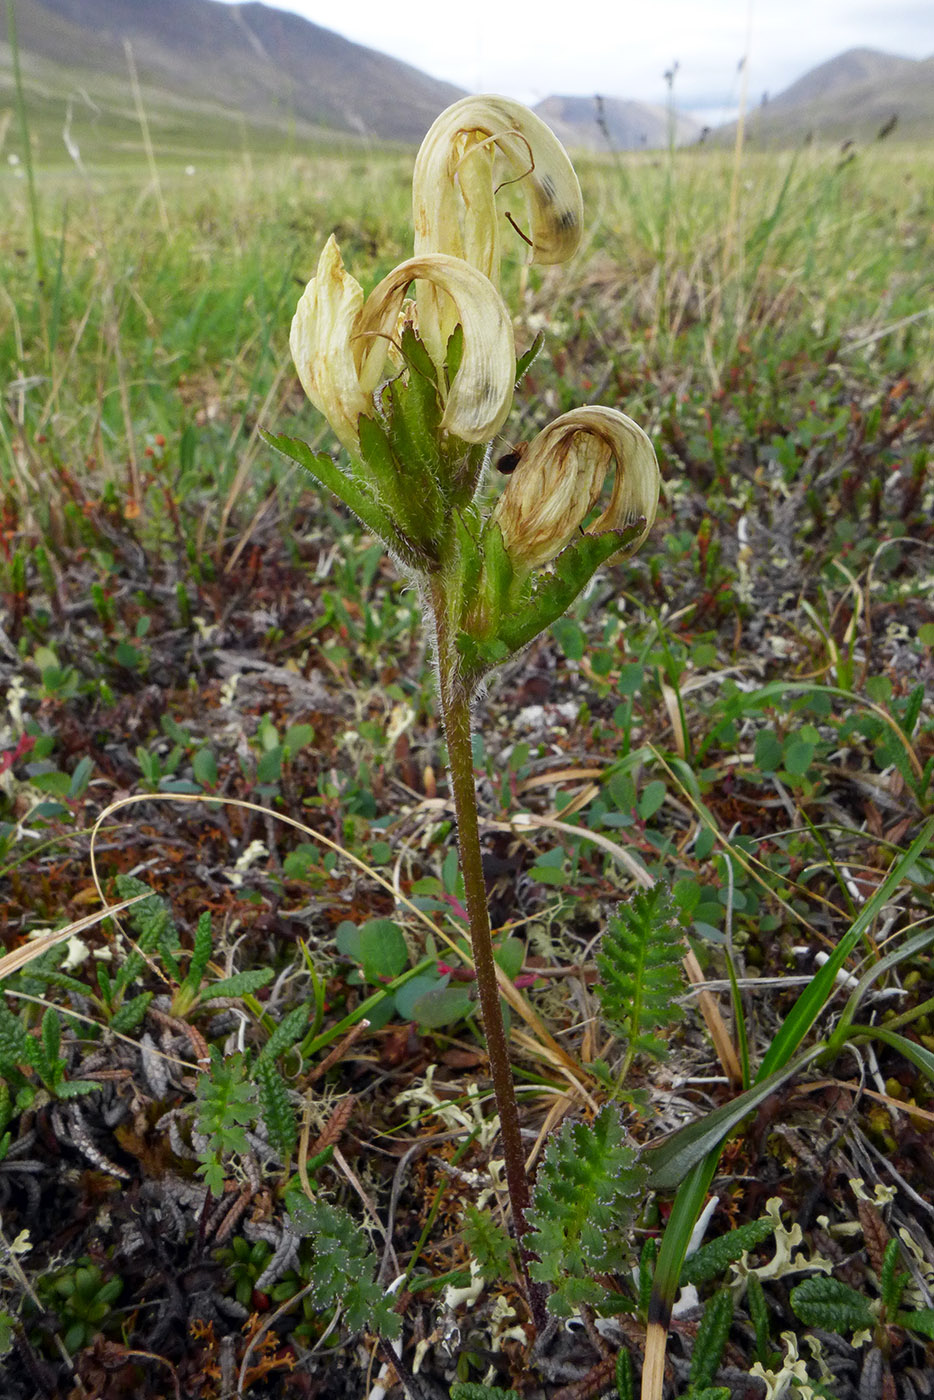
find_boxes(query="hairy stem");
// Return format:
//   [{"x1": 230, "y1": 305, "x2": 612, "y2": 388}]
[{"x1": 429, "y1": 576, "x2": 547, "y2": 1332}]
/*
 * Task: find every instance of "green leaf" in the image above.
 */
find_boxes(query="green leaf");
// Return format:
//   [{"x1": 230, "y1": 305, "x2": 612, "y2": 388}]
[
  {"x1": 754, "y1": 729, "x2": 783, "y2": 774},
  {"x1": 638, "y1": 780, "x2": 666, "y2": 819},
  {"x1": 109, "y1": 992, "x2": 153, "y2": 1035},
  {"x1": 493, "y1": 938, "x2": 524, "y2": 981},
  {"x1": 783, "y1": 734, "x2": 816, "y2": 777},
  {"x1": 201, "y1": 968, "x2": 274, "y2": 1001},
  {"x1": 406, "y1": 984, "x2": 474, "y2": 1029},
  {"x1": 462, "y1": 1203, "x2": 514, "y2": 1282},
  {"x1": 789, "y1": 1275, "x2": 875, "y2": 1334},
  {"x1": 527, "y1": 1105, "x2": 646, "y2": 1317},
  {"x1": 450, "y1": 1385, "x2": 521, "y2": 1400},
  {"x1": 879, "y1": 1238, "x2": 908, "y2": 1315},
  {"x1": 192, "y1": 748, "x2": 218, "y2": 787},
  {"x1": 746, "y1": 1272, "x2": 774, "y2": 1366},
  {"x1": 54, "y1": 1079, "x2": 101, "y2": 1099},
  {"x1": 255, "y1": 1058, "x2": 297, "y2": 1159},
  {"x1": 596, "y1": 888, "x2": 685, "y2": 1064},
  {"x1": 690, "y1": 1288, "x2": 733, "y2": 1387},
  {"x1": 898, "y1": 1308, "x2": 934, "y2": 1341},
  {"x1": 257, "y1": 1003, "x2": 311, "y2": 1065},
  {"x1": 681, "y1": 1216, "x2": 775, "y2": 1286},
  {"x1": 497, "y1": 526, "x2": 643, "y2": 661},
  {"x1": 195, "y1": 1051, "x2": 257, "y2": 1160},
  {"x1": 356, "y1": 919, "x2": 409, "y2": 982},
  {"x1": 616, "y1": 1347, "x2": 633, "y2": 1400},
  {"x1": 552, "y1": 616, "x2": 586, "y2": 661},
  {"x1": 262, "y1": 429, "x2": 414, "y2": 565}
]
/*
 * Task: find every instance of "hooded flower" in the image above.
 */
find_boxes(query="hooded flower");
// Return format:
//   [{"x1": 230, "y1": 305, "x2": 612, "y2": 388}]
[
  {"x1": 412, "y1": 95, "x2": 583, "y2": 363},
  {"x1": 290, "y1": 235, "x2": 517, "y2": 454},
  {"x1": 491, "y1": 406, "x2": 660, "y2": 571}
]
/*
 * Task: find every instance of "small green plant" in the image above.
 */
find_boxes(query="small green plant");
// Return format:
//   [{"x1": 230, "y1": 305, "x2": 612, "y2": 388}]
[
  {"x1": 285, "y1": 1194, "x2": 401, "y2": 1338},
  {"x1": 596, "y1": 886, "x2": 686, "y2": 1083},
  {"x1": 791, "y1": 1236, "x2": 934, "y2": 1349},
  {"x1": 194, "y1": 1050, "x2": 260, "y2": 1193},
  {"x1": 35, "y1": 1258, "x2": 123, "y2": 1354},
  {"x1": 526, "y1": 1104, "x2": 646, "y2": 1317},
  {"x1": 0, "y1": 1000, "x2": 99, "y2": 1106}
]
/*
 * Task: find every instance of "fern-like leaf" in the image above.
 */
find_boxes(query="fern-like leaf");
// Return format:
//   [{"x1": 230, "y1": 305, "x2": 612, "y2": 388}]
[
  {"x1": 527, "y1": 1105, "x2": 646, "y2": 1317},
  {"x1": 254, "y1": 1058, "x2": 297, "y2": 1160},
  {"x1": 194, "y1": 1050, "x2": 256, "y2": 1161},
  {"x1": 300, "y1": 1199, "x2": 400, "y2": 1338},
  {"x1": 112, "y1": 876, "x2": 180, "y2": 993},
  {"x1": 462, "y1": 1203, "x2": 514, "y2": 1283},
  {"x1": 596, "y1": 888, "x2": 685, "y2": 1064}
]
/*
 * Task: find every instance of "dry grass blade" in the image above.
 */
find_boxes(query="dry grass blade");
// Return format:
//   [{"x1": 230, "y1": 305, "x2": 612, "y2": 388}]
[
  {"x1": 681, "y1": 946, "x2": 742, "y2": 1085},
  {"x1": 0, "y1": 893, "x2": 148, "y2": 982}
]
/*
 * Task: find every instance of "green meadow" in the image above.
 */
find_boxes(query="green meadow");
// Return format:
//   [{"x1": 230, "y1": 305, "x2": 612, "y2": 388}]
[{"x1": 1, "y1": 115, "x2": 933, "y2": 1397}]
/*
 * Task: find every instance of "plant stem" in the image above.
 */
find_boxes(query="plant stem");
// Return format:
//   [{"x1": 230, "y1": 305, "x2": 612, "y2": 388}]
[{"x1": 430, "y1": 576, "x2": 548, "y2": 1332}]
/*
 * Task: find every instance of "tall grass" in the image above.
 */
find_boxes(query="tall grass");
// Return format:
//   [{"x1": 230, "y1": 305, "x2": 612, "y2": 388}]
[{"x1": 2, "y1": 130, "x2": 931, "y2": 539}]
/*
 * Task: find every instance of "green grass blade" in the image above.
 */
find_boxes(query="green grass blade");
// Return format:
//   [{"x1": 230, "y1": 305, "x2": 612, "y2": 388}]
[
  {"x1": 756, "y1": 816, "x2": 934, "y2": 1084},
  {"x1": 829, "y1": 922, "x2": 934, "y2": 1047},
  {"x1": 644, "y1": 1046, "x2": 823, "y2": 1192},
  {"x1": 847, "y1": 1025, "x2": 934, "y2": 1086}
]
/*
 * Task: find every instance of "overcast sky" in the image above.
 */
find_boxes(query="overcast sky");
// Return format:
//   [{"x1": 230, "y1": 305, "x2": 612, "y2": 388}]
[{"x1": 218, "y1": 0, "x2": 933, "y2": 124}]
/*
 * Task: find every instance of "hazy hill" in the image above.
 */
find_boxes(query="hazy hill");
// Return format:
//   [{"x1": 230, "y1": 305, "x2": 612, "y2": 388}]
[
  {"x1": 1, "y1": 0, "x2": 465, "y2": 155},
  {"x1": 3, "y1": 0, "x2": 931, "y2": 167},
  {"x1": 742, "y1": 48, "x2": 934, "y2": 144},
  {"x1": 534, "y1": 95, "x2": 699, "y2": 152}
]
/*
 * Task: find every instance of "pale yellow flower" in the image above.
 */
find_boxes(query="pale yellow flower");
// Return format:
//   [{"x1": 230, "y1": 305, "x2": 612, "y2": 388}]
[
  {"x1": 491, "y1": 406, "x2": 660, "y2": 571},
  {"x1": 290, "y1": 235, "x2": 516, "y2": 452},
  {"x1": 413, "y1": 96, "x2": 583, "y2": 362}
]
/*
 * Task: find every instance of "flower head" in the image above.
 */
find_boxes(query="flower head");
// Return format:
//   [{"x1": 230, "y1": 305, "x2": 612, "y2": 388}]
[
  {"x1": 491, "y1": 406, "x2": 660, "y2": 571},
  {"x1": 413, "y1": 95, "x2": 583, "y2": 362},
  {"x1": 290, "y1": 235, "x2": 516, "y2": 453}
]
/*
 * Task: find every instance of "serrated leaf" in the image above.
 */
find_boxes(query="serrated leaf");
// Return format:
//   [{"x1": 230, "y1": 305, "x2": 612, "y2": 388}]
[
  {"x1": 54, "y1": 1079, "x2": 102, "y2": 1099},
  {"x1": 201, "y1": 968, "x2": 274, "y2": 1001},
  {"x1": 690, "y1": 1288, "x2": 733, "y2": 1387},
  {"x1": 450, "y1": 1385, "x2": 521, "y2": 1400},
  {"x1": 681, "y1": 1216, "x2": 775, "y2": 1286},
  {"x1": 255, "y1": 1058, "x2": 297, "y2": 1159},
  {"x1": 790, "y1": 1275, "x2": 875, "y2": 1334},
  {"x1": 527, "y1": 1105, "x2": 646, "y2": 1317},
  {"x1": 262, "y1": 429, "x2": 409, "y2": 562},
  {"x1": 497, "y1": 526, "x2": 640, "y2": 659},
  {"x1": 463, "y1": 1203, "x2": 514, "y2": 1282},
  {"x1": 109, "y1": 992, "x2": 153, "y2": 1035},
  {"x1": 596, "y1": 887, "x2": 685, "y2": 1062},
  {"x1": 258, "y1": 1003, "x2": 311, "y2": 1064},
  {"x1": 898, "y1": 1307, "x2": 934, "y2": 1341}
]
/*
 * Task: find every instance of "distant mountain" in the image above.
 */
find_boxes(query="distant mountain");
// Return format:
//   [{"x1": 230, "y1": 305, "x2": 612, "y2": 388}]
[
  {"x1": 1, "y1": 0, "x2": 465, "y2": 149},
  {"x1": 4, "y1": 1, "x2": 930, "y2": 166},
  {"x1": 534, "y1": 95, "x2": 699, "y2": 151},
  {"x1": 738, "y1": 48, "x2": 934, "y2": 144}
]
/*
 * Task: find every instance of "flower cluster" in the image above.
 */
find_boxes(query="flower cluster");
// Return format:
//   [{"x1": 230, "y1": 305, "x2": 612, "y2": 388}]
[{"x1": 273, "y1": 95, "x2": 660, "y2": 687}]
